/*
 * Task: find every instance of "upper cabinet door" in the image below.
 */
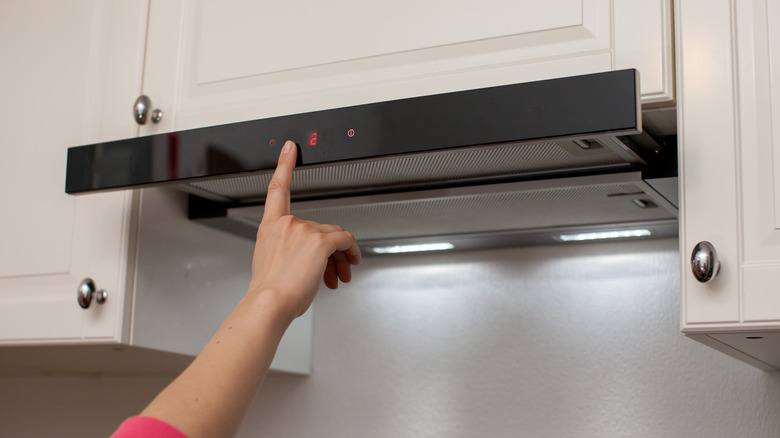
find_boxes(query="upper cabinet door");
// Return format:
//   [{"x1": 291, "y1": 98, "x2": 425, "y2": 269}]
[
  {"x1": 735, "y1": 0, "x2": 780, "y2": 325},
  {"x1": 677, "y1": 0, "x2": 780, "y2": 370},
  {"x1": 676, "y1": 0, "x2": 741, "y2": 328},
  {"x1": 679, "y1": 0, "x2": 780, "y2": 331},
  {"x1": 139, "y1": 0, "x2": 673, "y2": 134},
  {"x1": 0, "y1": 1, "x2": 147, "y2": 344}
]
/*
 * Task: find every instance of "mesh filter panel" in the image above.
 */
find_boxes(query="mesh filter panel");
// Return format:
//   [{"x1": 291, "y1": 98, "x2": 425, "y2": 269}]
[
  {"x1": 288, "y1": 182, "x2": 675, "y2": 241},
  {"x1": 186, "y1": 140, "x2": 628, "y2": 202}
]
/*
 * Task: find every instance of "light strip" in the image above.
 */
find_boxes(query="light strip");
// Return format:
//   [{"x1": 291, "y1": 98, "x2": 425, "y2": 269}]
[
  {"x1": 558, "y1": 229, "x2": 652, "y2": 242},
  {"x1": 372, "y1": 242, "x2": 455, "y2": 254}
]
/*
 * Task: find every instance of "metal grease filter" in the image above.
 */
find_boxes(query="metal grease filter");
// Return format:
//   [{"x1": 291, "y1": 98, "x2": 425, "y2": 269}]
[
  {"x1": 288, "y1": 182, "x2": 673, "y2": 241},
  {"x1": 186, "y1": 140, "x2": 628, "y2": 202}
]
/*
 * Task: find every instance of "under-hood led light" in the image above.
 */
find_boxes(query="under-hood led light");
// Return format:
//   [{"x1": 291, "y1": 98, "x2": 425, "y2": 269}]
[
  {"x1": 558, "y1": 229, "x2": 652, "y2": 242},
  {"x1": 372, "y1": 242, "x2": 455, "y2": 254}
]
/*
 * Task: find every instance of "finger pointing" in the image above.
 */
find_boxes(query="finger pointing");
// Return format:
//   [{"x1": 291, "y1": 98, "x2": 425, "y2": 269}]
[{"x1": 262, "y1": 141, "x2": 297, "y2": 223}]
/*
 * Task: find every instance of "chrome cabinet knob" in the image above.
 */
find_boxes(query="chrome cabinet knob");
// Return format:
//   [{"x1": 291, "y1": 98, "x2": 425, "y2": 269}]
[
  {"x1": 150, "y1": 108, "x2": 163, "y2": 124},
  {"x1": 133, "y1": 95, "x2": 163, "y2": 125},
  {"x1": 691, "y1": 241, "x2": 721, "y2": 283},
  {"x1": 77, "y1": 278, "x2": 108, "y2": 309}
]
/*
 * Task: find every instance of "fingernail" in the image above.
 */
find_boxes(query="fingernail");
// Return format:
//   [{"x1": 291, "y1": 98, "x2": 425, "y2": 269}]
[{"x1": 283, "y1": 141, "x2": 294, "y2": 153}]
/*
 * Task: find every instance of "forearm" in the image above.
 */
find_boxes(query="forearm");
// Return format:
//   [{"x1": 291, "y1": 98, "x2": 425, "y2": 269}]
[{"x1": 141, "y1": 290, "x2": 295, "y2": 438}]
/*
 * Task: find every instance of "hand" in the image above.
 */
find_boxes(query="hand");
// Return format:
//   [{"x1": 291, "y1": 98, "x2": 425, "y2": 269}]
[{"x1": 248, "y1": 141, "x2": 361, "y2": 319}]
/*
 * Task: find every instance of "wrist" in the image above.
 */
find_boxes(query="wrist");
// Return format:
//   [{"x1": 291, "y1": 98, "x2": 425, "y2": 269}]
[{"x1": 243, "y1": 286, "x2": 299, "y2": 328}]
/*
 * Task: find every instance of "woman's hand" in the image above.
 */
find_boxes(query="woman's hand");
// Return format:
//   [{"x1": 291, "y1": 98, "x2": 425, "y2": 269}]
[{"x1": 248, "y1": 140, "x2": 362, "y2": 320}]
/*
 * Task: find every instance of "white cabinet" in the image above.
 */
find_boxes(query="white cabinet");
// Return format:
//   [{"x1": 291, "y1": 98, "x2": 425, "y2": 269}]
[
  {"x1": 139, "y1": 0, "x2": 674, "y2": 135},
  {"x1": 678, "y1": 0, "x2": 780, "y2": 370},
  {"x1": 0, "y1": 0, "x2": 310, "y2": 375},
  {"x1": 0, "y1": 0, "x2": 147, "y2": 344}
]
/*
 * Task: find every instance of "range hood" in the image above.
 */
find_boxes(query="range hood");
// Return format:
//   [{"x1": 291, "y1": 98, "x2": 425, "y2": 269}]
[{"x1": 66, "y1": 69, "x2": 678, "y2": 254}]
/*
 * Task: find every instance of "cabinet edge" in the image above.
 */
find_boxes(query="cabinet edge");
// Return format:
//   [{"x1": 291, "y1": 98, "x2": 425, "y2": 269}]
[{"x1": 685, "y1": 333, "x2": 777, "y2": 371}]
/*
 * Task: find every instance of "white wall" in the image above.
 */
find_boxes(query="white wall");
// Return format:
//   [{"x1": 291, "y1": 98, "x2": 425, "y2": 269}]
[{"x1": 1, "y1": 238, "x2": 779, "y2": 437}]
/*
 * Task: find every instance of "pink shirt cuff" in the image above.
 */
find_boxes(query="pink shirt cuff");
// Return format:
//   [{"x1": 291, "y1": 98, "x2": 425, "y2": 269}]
[{"x1": 111, "y1": 416, "x2": 187, "y2": 438}]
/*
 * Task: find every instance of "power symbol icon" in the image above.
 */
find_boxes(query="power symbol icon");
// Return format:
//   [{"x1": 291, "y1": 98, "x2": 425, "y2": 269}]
[{"x1": 347, "y1": 129, "x2": 355, "y2": 138}]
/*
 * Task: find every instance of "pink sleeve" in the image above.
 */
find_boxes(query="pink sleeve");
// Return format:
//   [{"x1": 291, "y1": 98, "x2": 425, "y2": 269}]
[{"x1": 111, "y1": 416, "x2": 187, "y2": 438}]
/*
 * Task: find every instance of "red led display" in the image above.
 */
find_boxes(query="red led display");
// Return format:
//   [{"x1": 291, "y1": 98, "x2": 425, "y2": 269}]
[{"x1": 308, "y1": 131, "x2": 318, "y2": 146}]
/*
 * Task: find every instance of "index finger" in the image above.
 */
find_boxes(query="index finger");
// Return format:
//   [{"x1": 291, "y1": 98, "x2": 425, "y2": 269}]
[{"x1": 261, "y1": 140, "x2": 297, "y2": 223}]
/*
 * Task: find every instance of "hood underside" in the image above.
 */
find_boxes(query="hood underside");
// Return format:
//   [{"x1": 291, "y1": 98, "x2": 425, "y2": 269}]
[{"x1": 189, "y1": 170, "x2": 678, "y2": 255}]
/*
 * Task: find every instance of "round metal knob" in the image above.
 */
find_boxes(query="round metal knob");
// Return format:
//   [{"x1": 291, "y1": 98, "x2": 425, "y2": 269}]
[
  {"x1": 77, "y1": 278, "x2": 108, "y2": 309},
  {"x1": 133, "y1": 95, "x2": 163, "y2": 125},
  {"x1": 691, "y1": 241, "x2": 721, "y2": 283},
  {"x1": 150, "y1": 108, "x2": 163, "y2": 124}
]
